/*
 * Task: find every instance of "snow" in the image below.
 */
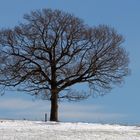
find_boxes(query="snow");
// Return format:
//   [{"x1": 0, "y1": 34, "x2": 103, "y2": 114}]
[{"x1": 0, "y1": 120, "x2": 140, "y2": 140}]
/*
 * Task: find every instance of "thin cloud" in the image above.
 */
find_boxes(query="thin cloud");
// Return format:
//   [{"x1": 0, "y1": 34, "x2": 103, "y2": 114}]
[
  {"x1": 0, "y1": 97, "x2": 127, "y2": 123},
  {"x1": 0, "y1": 98, "x2": 49, "y2": 110},
  {"x1": 59, "y1": 103, "x2": 126, "y2": 123}
]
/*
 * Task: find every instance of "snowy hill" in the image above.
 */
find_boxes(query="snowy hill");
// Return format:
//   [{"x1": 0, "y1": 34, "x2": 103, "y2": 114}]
[{"x1": 0, "y1": 120, "x2": 140, "y2": 140}]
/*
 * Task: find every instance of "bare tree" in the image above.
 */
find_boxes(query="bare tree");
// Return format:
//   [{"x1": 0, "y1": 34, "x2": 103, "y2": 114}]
[{"x1": 0, "y1": 9, "x2": 129, "y2": 121}]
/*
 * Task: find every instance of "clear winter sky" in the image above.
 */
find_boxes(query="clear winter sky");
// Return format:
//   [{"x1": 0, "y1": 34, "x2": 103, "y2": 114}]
[{"x1": 0, "y1": 0, "x2": 139, "y2": 125}]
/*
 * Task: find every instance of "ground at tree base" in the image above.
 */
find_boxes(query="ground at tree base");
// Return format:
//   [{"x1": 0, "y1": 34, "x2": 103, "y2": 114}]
[{"x1": 0, "y1": 120, "x2": 140, "y2": 140}]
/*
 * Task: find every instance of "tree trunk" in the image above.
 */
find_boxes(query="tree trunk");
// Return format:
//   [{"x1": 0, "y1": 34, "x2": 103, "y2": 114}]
[{"x1": 50, "y1": 92, "x2": 58, "y2": 121}]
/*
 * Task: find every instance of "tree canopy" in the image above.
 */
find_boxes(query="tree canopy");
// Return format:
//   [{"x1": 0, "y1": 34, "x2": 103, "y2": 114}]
[{"x1": 0, "y1": 9, "x2": 129, "y2": 121}]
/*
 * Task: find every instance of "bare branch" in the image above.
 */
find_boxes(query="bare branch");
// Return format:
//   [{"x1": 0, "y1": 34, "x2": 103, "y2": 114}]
[{"x1": 0, "y1": 8, "x2": 129, "y2": 102}]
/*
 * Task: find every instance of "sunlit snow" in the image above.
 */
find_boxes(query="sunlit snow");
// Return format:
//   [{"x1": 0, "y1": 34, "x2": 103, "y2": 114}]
[{"x1": 0, "y1": 120, "x2": 140, "y2": 140}]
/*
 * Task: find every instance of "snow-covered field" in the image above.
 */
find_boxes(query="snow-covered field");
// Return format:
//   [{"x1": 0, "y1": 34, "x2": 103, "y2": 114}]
[{"x1": 0, "y1": 120, "x2": 140, "y2": 140}]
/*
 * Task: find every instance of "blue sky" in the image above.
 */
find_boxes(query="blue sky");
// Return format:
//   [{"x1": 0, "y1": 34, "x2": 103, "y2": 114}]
[{"x1": 0, "y1": 0, "x2": 140, "y2": 124}]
